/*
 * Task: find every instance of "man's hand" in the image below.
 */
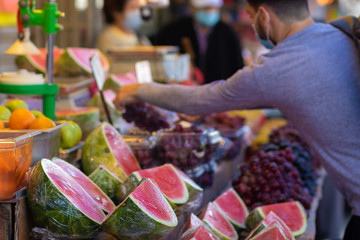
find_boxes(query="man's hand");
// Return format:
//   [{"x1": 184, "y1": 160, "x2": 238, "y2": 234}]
[{"x1": 113, "y1": 84, "x2": 143, "y2": 110}]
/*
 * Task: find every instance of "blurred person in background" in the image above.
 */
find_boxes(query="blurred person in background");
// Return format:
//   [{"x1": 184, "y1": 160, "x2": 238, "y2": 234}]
[
  {"x1": 154, "y1": 0, "x2": 244, "y2": 84},
  {"x1": 96, "y1": 0, "x2": 151, "y2": 55}
]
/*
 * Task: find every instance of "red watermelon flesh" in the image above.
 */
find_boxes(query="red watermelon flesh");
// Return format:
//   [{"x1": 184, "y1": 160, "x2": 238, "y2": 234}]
[
  {"x1": 53, "y1": 158, "x2": 115, "y2": 213},
  {"x1": 134, "y1": 164, "x2": 189, "y2": 204},
  {"x1": 112, "y1": 74, "x2": 137, "y2": 85},
  {"x1": 44, "y1": 160, "x2": 105, "y2": 223},
  {"x1": 131, "y1": 178, "x2": 176, "y2": 223},
  {"x1": 27, "y1": 47, "x2": 64, "y2": 73},
  {"x1": 258, "y1": 201, "x2": 307, "y2": 235},
  {"x1": 249, "y1": 222, "x2": 289, "y2": 240},
  {"x1": 181, "y1": 225, "x2": 219, "y2": 240},
  {"x1": 104, "y1": 125, "x2": 141, "y2": 175},
  {"x1": 200, "y1": 202, "x2": 238, "y2": 240},
  {"x1": 68, "y1": 47, "x2": 109, "y2": 74},
  {"x1": 213, "y1": 188, "x2": 248, "y2": 229}
]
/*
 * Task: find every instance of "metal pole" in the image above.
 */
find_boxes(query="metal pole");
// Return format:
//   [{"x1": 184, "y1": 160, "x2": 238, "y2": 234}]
[{"x1": 46, "y1": 33, "x2": 55, "y2": 84}]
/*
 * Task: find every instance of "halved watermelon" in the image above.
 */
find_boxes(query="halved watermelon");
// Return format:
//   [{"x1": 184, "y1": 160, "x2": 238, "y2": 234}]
[
  {"x1": 213, "y1": 188, "x2": 248, "y2": 230},
  {"x1": 89, "y1": 165, "x2": 123, "y2": 204},
  {"x1": 55, "y1": 47, "x2": 110, "y2": 76},
  {"x1": 15, "y1": 47, "x2": 64, "y2": 74},
  {"x1": 246, "y1": 211, "x2": 294, "y2": 240},
  {"x1": 27, "y1": 159, "x2": 105, "y2": 237},
  {"x1": 181, "y1": 225, "x2": 220, "y2": 240},
  {"x1": 248, "y1": 222, "x2": 291, "y2": 240},
  {"x1": 103, "y1": 73, "x2": 138, "y2": 92},
  {"x1": 56, "y1": 107, "x2": 100, "y2": 139},
  {"x1": 200, "y1": 202, "x2": 238, "y2": 240},
  {"x1": 131, "y1": 164, "x2": 189, "y2": 204},
  {"x1": 245, "y1": 201, "x2": 307, "y2": 237},
  {"x1": 101, "y1": 178, "x2": 178, "y2": 239},
  {"x1": 82, "y1": 122, "x2": 141, "y2": 180},
  {"x1": 52, "y1": 158, "x2": 115, "y2": 213}
]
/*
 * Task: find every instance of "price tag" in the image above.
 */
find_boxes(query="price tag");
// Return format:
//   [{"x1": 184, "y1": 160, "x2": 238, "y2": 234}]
[
  {"x1": 90, "y1": 52, "x2": 105, "y2": 90},
  {"x1": 135, "y1": 60, "x2": 153, "y2": 84}
]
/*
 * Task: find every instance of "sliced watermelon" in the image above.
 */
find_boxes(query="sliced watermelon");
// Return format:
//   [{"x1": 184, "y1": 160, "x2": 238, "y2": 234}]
[
  {"x1": 200, "y1": 202, "x2": 238, "y2": 240},
  {"x1": 15, "y1": 47, "x2": 64, "y2": 74},
  {"x1": 56, "y1": 107, "x2": 100, "y2": 139},
  {"x1": 89, "y1": 165, "x2": 123, "y2": 204},
  {"x1": 101, "y1": 178, "x2": 178, "y2": 239},
  {"x1": 184, "y1": 213, "x2": 203, "y2": 232},
  {"x1": 88, "y1": 89, "x2": 122, "y2": 122},
  {"x1": 52, "y1": 158, "x2": 115, "y2": 213},
  {"x1": 246, "y1": 211, "x2": 294, "y2": 240},
  {"x1": 213, "y1": 188, "x2": 248, "y2": 230},
  {"x1": 181, "y1": 225, "x2": 220, "y2": 240},
  {"x1": 27, "y1": 159, "x2": 105, "y2": 237},
  {"x1": 245, "y1": 201, "x2": 307, "y2": 237},
  {"x1": 55, "y1": 47, "x2": 110, "y2": 76},
  {"x1": 249, "y1": 222, "x2": 291, "y2": 240},
  {"x1": 82, "y1": 122, "x2": 141, "y2": 180},
  {"x1": 175, "y1": 167, "x2": 203, "y2": 195},
  {"x1": 132, "y1": 164, "x2": 189, "y2": 204},
  {"x1": 103, "y1": 73, "x2": 138, "y2": 92}
]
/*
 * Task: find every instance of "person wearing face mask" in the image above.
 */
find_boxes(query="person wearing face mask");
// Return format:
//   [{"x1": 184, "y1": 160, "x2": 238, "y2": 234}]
[
  {"x1": 112, "y1": 1, "x2": 360, "y2": 238},
  {"x1": 154, "y1": 0, "x2": 244, "y2": 84},
  {"x1": 96, "y1": 0, "x2": 151, "y2": 56}
]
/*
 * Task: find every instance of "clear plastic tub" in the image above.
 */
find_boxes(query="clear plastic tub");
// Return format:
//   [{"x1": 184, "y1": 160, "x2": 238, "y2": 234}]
[{"x1": 0, "y1": 130, "x2": 40, "y2": 200}]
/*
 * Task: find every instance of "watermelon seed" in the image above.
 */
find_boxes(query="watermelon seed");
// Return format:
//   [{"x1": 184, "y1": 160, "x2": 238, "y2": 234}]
[
  {"x1": 105, "y1": 148, "x2": 110, "y2": 153},
  {"x1": 121, "y1": 202, "x2": 127, "y2": 207}
]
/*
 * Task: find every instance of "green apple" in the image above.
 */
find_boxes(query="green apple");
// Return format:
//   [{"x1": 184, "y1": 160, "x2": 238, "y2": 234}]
[
  {"x1": 5, "y1": 99, "x2": 28, "y2": 112},
  {"x1": 0, "y1": 106, "x2": 11, "y2": 121}
]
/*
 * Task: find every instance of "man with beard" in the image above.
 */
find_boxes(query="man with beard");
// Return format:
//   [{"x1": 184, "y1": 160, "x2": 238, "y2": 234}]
[{"x1": 113, "y1": 1, "x2": 360, "y2": 238}]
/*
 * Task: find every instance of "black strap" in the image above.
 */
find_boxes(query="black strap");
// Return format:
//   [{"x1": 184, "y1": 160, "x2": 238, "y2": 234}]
[{"x1": 329, "y1": 16, "x2": 360, "y2": 44}]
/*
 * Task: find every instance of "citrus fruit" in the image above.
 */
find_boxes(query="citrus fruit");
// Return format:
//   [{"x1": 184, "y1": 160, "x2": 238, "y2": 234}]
[
  {"x1": 29, "y1": 116, "x2": 56, "y2": 129},
  {"x1": 0, "y1": 106, "x2": 11, "y2": 121},
  {"x1": 9, "y1": 108, "x2": 35, "y2": 130},
  {"x1": 31, "y1": 110, "x2": 44, "y2": 118},
  {"x1": 0, "y1": 120, "x2": 4, "y2": 130},
  {"x1": 60, "y1": 122, "x2": 80, "y2": 149},
  {"x1": 5, "y1": 99, "x2": 28, "y2": 112},
  {"x1": 69, "y1": 121, "x2": 82, "y2": 142}
]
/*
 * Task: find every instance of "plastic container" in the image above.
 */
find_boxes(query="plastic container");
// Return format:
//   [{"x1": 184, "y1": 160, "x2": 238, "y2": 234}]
[
  {"x1": 1, "y1": 121, "x2": 67, "y2": 166},
  {"x1": 0, "y1": 130, "x2": 40, "y2": 200}
]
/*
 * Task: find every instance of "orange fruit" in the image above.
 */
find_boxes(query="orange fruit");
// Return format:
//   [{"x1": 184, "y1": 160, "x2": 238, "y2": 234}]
[
  {"x1": 0, "y1": 120, "x2": 4, "y2": 130},
  {"x1": 9, "y1": 108, "x2": 36, "y2": 130},
  {"x1": 29, "y1": 116, "x2": 56, "y2": 129}
]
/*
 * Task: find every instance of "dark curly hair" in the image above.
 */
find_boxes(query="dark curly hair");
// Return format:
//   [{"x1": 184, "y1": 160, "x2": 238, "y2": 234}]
[{"x1": 103, "y1": 0, "x2": 129, "y2": 24}]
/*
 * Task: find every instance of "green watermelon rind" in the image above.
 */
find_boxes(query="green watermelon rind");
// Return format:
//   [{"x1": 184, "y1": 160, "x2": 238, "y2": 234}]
[
  {"x1": 68, "y1": 48, "x2": 110, "y2": 74},
  {"x1": 245, "y1": 201, "x2": 307, "y2": 237},
  {"x1": 248, "y1": 224, "x2": 290, "y2": 240},
  {"x1": 175, "y1": 167, "x2": 203, "y2": 197},
  {"x1": 27, "y1": 160, "x2": 103, "y2": 237},
  {"x1": 87, "y1": 91, "x2": 122, "y2": 122},
  {"x1": 101, "y1": 179, "x2": 178, "y2": 240},
  {"x1": 82, "y1": 123, "x2": 128, "y2": 180},
  {"x1": 103, "y1": 75, "x2": 122, "y2": 92},
  {"x1": 89, "y1": 165, "x2": 123, "y2": 204},
  {"x1": 15, "y1": 55, "x2": 43, "y2": 74},
  {"x1": 213, "y1": 188, "x2": 248, "y2": 230}
]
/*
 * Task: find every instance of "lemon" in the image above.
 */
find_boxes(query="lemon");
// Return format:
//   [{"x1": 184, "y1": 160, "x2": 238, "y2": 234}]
[
  {"x1": 0, "y1": 106, "x2": 11, "y2": 121},
  {"x1": 5, "y1": 99, "x2": 28, "y2": 112}
]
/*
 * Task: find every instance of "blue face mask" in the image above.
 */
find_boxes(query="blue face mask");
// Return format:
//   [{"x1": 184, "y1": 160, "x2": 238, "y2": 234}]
[
  {"x1": 124, "y1": 9, "x2": 143, "y2": 30},
  {"x1": 252, "y1": 11, "x2": 274, "y2": 49},
  {"x1": 195, "y1": 10, "x2": 220, "y2": 27}
]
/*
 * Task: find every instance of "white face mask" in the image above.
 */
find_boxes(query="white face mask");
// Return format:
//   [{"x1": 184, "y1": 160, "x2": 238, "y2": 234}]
[
  {"x1": 251, "y1": 10, "x2": 274, "y2": 49},
  {"x1": 124, "y1": 9, "x2": 143, "y2": 31}
]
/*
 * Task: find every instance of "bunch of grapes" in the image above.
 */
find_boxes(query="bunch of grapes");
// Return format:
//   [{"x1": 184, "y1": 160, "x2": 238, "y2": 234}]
[
  {"x1": 122, "y1": 101, "x2": 170, "y2": 132},
  {"x1": 157, "y1": 124, "x2": 218, "y2": 170},
  {"x1": 232, "y1": 147, "x2": 312, "y2": 210}
]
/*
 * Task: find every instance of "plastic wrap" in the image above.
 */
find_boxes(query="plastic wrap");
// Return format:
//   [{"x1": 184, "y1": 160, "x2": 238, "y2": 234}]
[{"x1": 27, "y1": 159, "x2": 105, "y2": 239}]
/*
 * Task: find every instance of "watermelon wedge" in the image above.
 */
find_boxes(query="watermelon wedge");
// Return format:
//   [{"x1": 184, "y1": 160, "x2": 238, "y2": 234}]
[
  {"x1": 245, "y1": 201, "x2": 307, "y2": 237},
  {"x1": 184, "y1": 213, "x2": 203, "y2": 232},
  {"x1": 82, "y1": 122, "x2": 141, "y2": 180},
  {"x1": 52, "y1": 158, "x2": 115, "y2": 213},
  {"x1": 200, "y1": 202, "x2": 238, "y2": 240},
  {"x1": 15, "y1": 47, "x2": 64, "y2": 74},
  {"x1": 213, "y1": 188, "x2": 248, "y2": 230},
  {"x1": 123, "y1": 164, "x2": 189, "y2": 205},
  {"x1": 175, "y1": 167, "x2": 203, "y2": 195},
  {"x1": 56, "y1": 107, "x2": 100, "y2": 139},
  {"x1": 246, "y1": 211, "x2": 294, "y2": 240},
  {"x1": 101, "y1": 178, "x2": 178, "y2": 239},
  {"x1": 248, "y1": 222, "x2": 291, "y2": 240},
  {"x1": 27, "y1": 159, "x2": 105, "y2": 237},
  {"x1": 55, "y1": 47, "x2": 110, "y2": 76},
  {"x1": 89, "y1": 165, "x2": 123, "y2": 204},
  {"x1": 88, "y1": 89, "x2": 122, "y2": 121},
  {"x1": 181, "y1": 225, "x2": 220, "y2": 240},
  {"x1": 103, "y1": 73, "x2": 138, "y2": 92}
]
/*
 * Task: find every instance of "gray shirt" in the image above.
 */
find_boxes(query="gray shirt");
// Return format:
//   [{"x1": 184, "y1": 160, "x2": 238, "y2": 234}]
[{"x1": 137, "y1": 23, "x2": 360, "y2": 215}]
